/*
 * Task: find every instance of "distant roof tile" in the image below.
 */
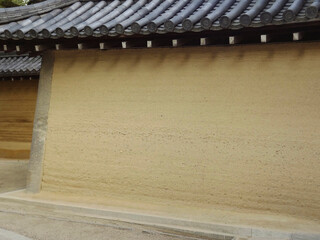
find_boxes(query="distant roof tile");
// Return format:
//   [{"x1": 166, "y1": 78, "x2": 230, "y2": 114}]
[
  {"x1": 0, "y1": 0, "x2": 319, "y2": 40},
  {"x1": 0, "y1": 55, "x2": 42, "y2": 77}
]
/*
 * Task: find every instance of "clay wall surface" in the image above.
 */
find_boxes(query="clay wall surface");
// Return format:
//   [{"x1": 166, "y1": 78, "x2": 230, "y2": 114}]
[
  {"x1": 41, "y1": 43, "x2": 320, "y2": 222},
  {"x1": 0, "y1": 79, "x2": 38, "y2": 159}
]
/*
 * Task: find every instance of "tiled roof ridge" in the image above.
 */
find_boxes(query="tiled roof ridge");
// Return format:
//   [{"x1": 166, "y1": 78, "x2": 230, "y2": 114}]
[
  {"x1": 0, "y1": 0, "x2": 78, "y2": 24},
  {"x1": 0, "y1": 55, "x2": 42, "y2": 77},
  {"x1": 1, "y1": 0, "x2": 320, "y2": 41}
]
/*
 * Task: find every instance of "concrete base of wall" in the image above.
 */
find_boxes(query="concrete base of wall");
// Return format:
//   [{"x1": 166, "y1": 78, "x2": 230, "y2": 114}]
[{"x1": 0, "y1": 191, "x2": 319, "y2": 240}]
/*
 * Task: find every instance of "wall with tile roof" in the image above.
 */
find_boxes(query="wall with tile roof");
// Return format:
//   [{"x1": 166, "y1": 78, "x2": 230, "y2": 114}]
[{"x1": 40, "y1": 44, "x2": 320, "y2": 224}]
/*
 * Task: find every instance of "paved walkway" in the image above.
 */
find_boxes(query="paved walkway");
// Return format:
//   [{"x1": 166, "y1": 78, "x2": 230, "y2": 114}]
[
  {"x1": 0, "y1": 199, "x2": 203, "y2": 240},
  {"x1": 0, "y1": 228, "x2": 32, "y2": 240}
]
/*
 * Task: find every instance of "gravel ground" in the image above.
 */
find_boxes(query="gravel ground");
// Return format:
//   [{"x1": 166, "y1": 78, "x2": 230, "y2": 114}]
[
  {"x1": 0, "y1": 199, "x2": 207, "y2": 240},
  {"x1": 0, "y1": 211, "x2": 195, "y2": 240}
]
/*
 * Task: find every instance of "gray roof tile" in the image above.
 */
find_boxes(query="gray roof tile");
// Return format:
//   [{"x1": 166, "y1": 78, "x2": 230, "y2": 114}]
[
  {"x1": 0, "y1": 0, "x2": 78, "y2": 24},
  {"x1": 0, "y1": 0, "x2": 319, "y2": 40},
  {"x1": 0, "y1": 55, "x2": 42, "y2": 77}
]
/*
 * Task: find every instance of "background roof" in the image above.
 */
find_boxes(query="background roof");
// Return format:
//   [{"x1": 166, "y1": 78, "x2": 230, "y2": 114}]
[
  {"x1": 0, "y1": 55, "x2": 42, "y2": 77},
  {"x1": 0, "y1": 0, "x2": 319, "y2": 40}
]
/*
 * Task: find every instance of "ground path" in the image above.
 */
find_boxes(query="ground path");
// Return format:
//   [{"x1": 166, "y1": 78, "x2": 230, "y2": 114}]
[
  {"x1": 0, "y1": 228, "x2": 32, "y2": 240},
  {"x1": 0, "y1": 159, "x2": 206, "y2": 240},
  {"x1": 0, "y1": 199, "x2": 205, "y2": 240}
]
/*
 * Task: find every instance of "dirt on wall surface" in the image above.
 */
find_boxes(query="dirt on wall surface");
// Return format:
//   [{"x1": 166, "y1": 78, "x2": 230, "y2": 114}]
[
  {"x1": 40, "y1": 43, "x2": 320, "y2": 227},
  {"x1": 0, "y1": 79, "x2": 38, "y2": 159}
]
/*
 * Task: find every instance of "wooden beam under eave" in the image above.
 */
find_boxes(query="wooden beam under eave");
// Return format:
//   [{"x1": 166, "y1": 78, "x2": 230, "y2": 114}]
[
  {"x1": 229, "y1": 36, "x2": 242, "y2": 45},
  {"x1": 55, "y1": 44, "x2": 63, "y2": 50},
  {"x1": 16, "y1": 45, "x2": 28, "y2": 53},
  {"x1": 147, "y1": 40, "x2": 155, "y2": 48},
  {"x1": 35, "y1": 45, "x2": 47, "y2": 52},
  {"x1": 200, "y1": 37, "x2": 212, "y2": 46},
  {"x1": 172, "y1": 39, "x2": 187, "y2": 47},
  {"x1": 121, "y1": 41, "x2": 132, "y2": 49},
  {"x1": 293, "y1": 32, "x2": 304, "y2": 41},
  {"x1": 99, "y1": 42, "x2": 108, "y2": 50},
  {"x1": 147, "y1": 39, "x2": 171, "y2": 48},
  {"x1": 100, "y1": 41, "x2": 122, "y2": 50},
  {"x1": 3, "y1": 44, "x2": 14, "y2": 52},
  {"x1": 77, "y1": 43, "x2": 88, "y2": 50},
  {"x1": 261, "y1": 34, "x2": 271, "y2": 43}
]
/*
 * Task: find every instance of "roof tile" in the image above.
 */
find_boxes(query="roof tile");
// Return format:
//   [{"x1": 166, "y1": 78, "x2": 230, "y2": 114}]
[
  {"x1": 0, "y1": 0, "x2": 319, "y2": 40},
  {"x1": 0, "y1": 55, "x2": 42, "y2": 77}
]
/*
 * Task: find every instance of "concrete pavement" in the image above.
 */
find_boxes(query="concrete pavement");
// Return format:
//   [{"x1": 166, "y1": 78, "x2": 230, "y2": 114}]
[
  {"x1": 0, "y1": 198, "x2": 209, "y2": 240},
  {"x1": 0, "y1": 228, "x2": 32, "y2": 240}
]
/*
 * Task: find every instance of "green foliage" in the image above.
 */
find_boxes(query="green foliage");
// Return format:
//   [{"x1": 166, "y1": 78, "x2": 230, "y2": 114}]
[
  {"x1": 27, "y1": 0, "x2": 44, "y2": 4},
  {"x1": 0, "y1": 0, "x2": 44, "y2": 7},
  {"x1": 0, "y1": 0, "x2": 26, "y2": 7}
]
